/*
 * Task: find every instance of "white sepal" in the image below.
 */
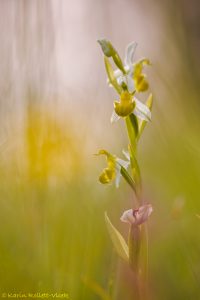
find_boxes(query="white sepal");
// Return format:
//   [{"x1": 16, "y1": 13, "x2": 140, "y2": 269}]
[
  {"x1": 110, "y1": 110, "x2": 121, "y2": 123},
  {"x1": 124, "y1": 41, "x2": 137, "y2": 68},
  {"x1": 122, "y1": 150, "x2": 130, "y2": 161},
  {"x1": 134, "y1": 98, "x2": 151, "y2": 121},
  {"x1": 116, "y1": 158, "x2": 130, "y2": 170},
  {"x1": 117, "y1": 74, "x2": 135, "y2": 93}
]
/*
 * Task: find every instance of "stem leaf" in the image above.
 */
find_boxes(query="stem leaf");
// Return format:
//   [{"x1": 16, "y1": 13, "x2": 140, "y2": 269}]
[
  {"x1": 82, "y1": 277, "x2": 111, "y2": 300},
  {"x1": 120, "y1": 166, "x2": 136, "y2": 192},
  {"x1": 104, "y1": 57, "x2": 122, "y2": 94},
  {"x1": 138, "y1": 94, "x2": 153, "y2": 138},
  {"x1": 105, "y1": 212, "x2": 129, "y2": 262}
]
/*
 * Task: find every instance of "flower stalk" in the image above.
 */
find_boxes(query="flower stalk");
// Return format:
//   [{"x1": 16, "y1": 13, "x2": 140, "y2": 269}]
[{"x1": 128, "y1": 224, "x2": 141, "y2": 272}]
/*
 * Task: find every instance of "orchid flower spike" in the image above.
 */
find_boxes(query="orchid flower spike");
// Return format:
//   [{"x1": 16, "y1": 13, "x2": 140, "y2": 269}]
[
  {"x1": 120, "y1": 204, "x2": 153, "y2": 226},
  {"x1": 96, "y1": 149, "x2": 130, "y2": 188}
]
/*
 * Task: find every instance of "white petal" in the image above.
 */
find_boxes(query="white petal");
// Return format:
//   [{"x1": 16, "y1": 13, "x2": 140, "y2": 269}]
[
  {"x1": 120, "y1": 209, "x2": 135, "y2": 224},
  {"x1": 124, "y1": 65, "x2": 131, "y2": 73},
  {"x1": 114, "y1": 69, "x2": 123, "y2": 79},
  {"x1": 110, "y1": 110, "x2": 121, "y2": 123},
  {"x1": 126, "y1": 75, "x2": 135, "y2": 93},
  {"x1": 116, "y1": 75, "x2": 124, "y2": 86},
  {"x1": 115, "y1": 157, "x2": 130, "y2": 188},
  {"x1": 122, "y1": 150, "x2": 130, "y2": 161},
  {"x1": 124, "y1": 42, "x2": 137, "y2": 68},
  {"x1": 107, "y1": 78, "x2": 113, "y2": 87},
  {"x1": 116, "y1": 158, "x2": 129, "y2": 170},
  {"x1": 107, "y1": 69, "x2": 123, "y2": 87},
  {"x1": 117, "y1": 75, "x2": 135, "y2": 94},
  {"x1": 134, "y1": 98, "x2": 151, "y2": 121},
  {"x1": 115, "y1": 168, "x2": 121, "y2": 188},
  {"x1": 134, "y1": 204, "x2": 153, "y2": 226}
]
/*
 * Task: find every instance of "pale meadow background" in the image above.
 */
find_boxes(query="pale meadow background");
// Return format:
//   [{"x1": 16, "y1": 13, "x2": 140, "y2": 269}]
[{"x1": 0, "y1": 0, "x2": 200, "y2": 299}]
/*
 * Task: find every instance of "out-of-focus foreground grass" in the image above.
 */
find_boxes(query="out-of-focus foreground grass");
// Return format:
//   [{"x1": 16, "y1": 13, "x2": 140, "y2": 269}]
[
  {"x1": 0, "y1": 1, "x2": 200, "y2": 300},
  {"x1": 1, "y1": 85, "x2": 200, "y2": 300}
]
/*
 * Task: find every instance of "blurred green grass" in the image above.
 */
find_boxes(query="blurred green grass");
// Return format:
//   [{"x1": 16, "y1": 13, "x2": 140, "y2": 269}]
[{"x1": 0, "y1": 95, "x2": 200, "y2": 300}]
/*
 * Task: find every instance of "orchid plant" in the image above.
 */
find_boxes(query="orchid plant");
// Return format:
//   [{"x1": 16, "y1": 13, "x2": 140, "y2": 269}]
[{"x1": 96, "y1": 39, "x2": 153, "y2": 299}]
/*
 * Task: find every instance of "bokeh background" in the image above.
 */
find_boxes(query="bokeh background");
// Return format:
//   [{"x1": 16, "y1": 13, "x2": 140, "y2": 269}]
[{"x1": 0, "y1": 0, "x2": 200, "y2": 299}]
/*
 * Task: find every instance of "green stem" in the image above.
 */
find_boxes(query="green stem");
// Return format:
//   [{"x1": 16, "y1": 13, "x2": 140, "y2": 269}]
[
  {"x1": 124, "y1": 115, "x2": 149, "y2": 298},
  {"x1": 128, "y1": 225, "x2": 142, "y2": 300},
  {"x1": 143, "y1": 223, "x2": 149, "y2": 298},
  {"x1": 128, "y1": 225, "x2": 141, "y2": 272},
  {"x1": 125, "y1": 114, "x2": 138, "y2": 152},
  {"x1": 120, "y1": 166, "x2": 136, "y2": 193}
]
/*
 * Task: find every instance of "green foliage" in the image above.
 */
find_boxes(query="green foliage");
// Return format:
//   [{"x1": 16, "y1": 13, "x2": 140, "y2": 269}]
[
  {"x1": 120, "y1": 166, "x2": 136, "y2": 192},
  {"x1": 104, "y1": 57, "x2": 122, "y2": 94},
  {"x1": 104, "y1": 213, "x2": 129, "y2": 262}
]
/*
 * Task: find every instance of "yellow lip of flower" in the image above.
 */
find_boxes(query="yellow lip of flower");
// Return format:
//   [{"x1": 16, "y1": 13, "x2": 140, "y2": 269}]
[
  {"x1": 96, "y1": 149, "x2": 130, "y2": 187},
  {"x1": 111, "y1": 91, "x2": 152, "y2": 123},
  {"x1": 99, "y1": 167, "x2": 116, "y2": 184},
  {"x1": 114, "y1": 91, "x2": 135, "y2": 118},
  {"x1": 114, "y1": 101, "x2": 135, "y2": 117},
  {"x1": 135, "y1": 74, "x2": 149, "y2": 92},
  {"x1": 133, "y1": 58, "x2": 151, "y2": 93}
]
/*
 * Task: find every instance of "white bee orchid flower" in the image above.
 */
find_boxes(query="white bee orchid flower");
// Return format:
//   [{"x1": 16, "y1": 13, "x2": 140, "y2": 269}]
[{"x1": 108, "y1": 42, "x2": 137, "y2": 94}]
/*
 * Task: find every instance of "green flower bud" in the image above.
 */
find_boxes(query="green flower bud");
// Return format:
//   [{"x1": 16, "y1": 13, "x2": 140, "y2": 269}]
[
  {"x1": 98, "y1": 39, "x2": 125, "y2": 74},
  {"x1": 98, "y1": 39, "x2": 113, "y2": 57}
]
